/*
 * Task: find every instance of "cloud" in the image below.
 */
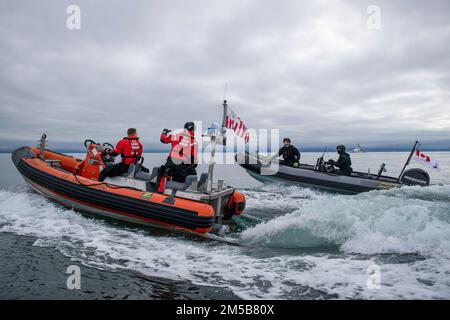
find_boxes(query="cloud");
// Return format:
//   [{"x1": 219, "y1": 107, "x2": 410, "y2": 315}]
[{"x1": 0, "y1": 0, "x2": 449, "y2": 150}]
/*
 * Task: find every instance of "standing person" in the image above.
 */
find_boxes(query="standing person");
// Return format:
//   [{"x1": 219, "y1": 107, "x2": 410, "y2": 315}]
[
  {"x1": 329, "y1": 145, "x2": 353, "y2": 175},
  {"x1": 98, "y1": 128, "x2": 143, "y2": 181},
  {"x1": 273, "y1": 138, "x2": 301, "y2": 167},
  {"x1": 158, "y1": 122, "x2": 198, "y2": 187}
]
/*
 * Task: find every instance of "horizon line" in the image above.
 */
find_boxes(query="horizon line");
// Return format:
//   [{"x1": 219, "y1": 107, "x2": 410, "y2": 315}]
[{"x1": 1, "y1": 146, "x2": 450, "y2": 154}]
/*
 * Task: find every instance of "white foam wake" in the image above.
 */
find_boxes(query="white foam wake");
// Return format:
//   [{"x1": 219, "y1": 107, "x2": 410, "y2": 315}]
[
  {"x1": 1, "y1": 187, "x2": 450, "y2": 299},
  {"x1": 240, "y1": 185, "x2": 450, "y2": 257}
]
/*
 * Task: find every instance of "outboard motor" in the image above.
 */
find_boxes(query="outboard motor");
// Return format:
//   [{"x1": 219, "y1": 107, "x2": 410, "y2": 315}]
[
  {"x1": 223, "y1": 191, "x2": 246, "y2": 220},
  {"x1": 400, "y1": 168, "x2": 430, "y2": 186}
]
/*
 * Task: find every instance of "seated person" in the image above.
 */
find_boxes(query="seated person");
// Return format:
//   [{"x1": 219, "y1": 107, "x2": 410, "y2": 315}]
[
  {"x1": 329, "y1": 145, "x2": 353, "y2": 175},
  {"x1": 272, "y1": 138, "x2": 301, "y2": 167},
  {"x1": 99, "y1": 128, "x2": 143, "y2": 181},
  {"x1": 156, "y1": 122, "x2": 198, "y2": 190}
]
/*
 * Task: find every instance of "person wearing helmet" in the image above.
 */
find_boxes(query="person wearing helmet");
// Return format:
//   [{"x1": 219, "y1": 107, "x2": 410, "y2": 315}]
[
  {"x1": 273, "y1": 138, "x2": 301, "y2": 167},
  {"x1": 329, "y1": 145, "x2": 353, "y2": 175},
  {"x1": 157, "y1": 122, "x2": 198, "y2": 188}
]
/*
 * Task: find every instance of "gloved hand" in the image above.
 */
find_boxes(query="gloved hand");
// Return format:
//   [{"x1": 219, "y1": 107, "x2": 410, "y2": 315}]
[
  {"x1": 162, "y1": 128, "x2": 171, "y2": 135},
  {"x1": 102, "y1": 149, "x2": 110, "y2": 157}
]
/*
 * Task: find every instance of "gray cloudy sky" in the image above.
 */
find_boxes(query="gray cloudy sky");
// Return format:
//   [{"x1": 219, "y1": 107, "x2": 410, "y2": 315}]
[{"x1": 1, "y1": 0, "x2": 449, "y2": 150}]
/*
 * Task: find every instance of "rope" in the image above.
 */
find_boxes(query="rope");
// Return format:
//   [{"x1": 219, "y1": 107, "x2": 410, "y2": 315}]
[
  {"x1": 71, "y1": 172, "x2": 144, "y2": 191},
  {"x1": 32, "y1": 154, "x2": 148, "y2": 192}
]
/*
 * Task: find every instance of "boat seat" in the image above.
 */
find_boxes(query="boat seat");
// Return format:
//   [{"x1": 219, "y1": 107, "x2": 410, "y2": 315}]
[
  {"x1": 135, "y1": 166, "x2": 159, "y2": 181},
  {"x1": 165, "y1": 175, "x2": 197, "y2": 191},
  {"x1": 148, "y1": 166, "x2": 159, "y2": 181},
  {"x1": 134, "y1": 171, "x2": 153, "y2": 181}
]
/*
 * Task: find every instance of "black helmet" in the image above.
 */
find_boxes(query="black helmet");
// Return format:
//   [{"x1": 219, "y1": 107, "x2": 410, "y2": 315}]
[
  {"x1": 184, "y1": 122, "x2": 195, "y2": 132},
  {"x1": 283, "y1": 138, "x2": 291, "y2": 143},
  {"x1": 337, "y1": 145, "x2": 346, "y2": 154}
]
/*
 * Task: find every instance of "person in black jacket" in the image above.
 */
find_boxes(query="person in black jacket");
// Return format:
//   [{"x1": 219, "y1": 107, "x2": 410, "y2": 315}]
[
  {"x1": 329, "y1": 145, "x2": 353, "y2": 175},
  {"x1": 274, "y1": 138, "x2": 301, "y2": 167}
]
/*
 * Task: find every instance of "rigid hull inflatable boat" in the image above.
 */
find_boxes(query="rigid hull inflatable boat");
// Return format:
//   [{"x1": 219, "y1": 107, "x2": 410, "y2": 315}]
[
  {"x1": 12, "y1": 135, "x2": 246, "y2": 238},
  {"x1": 237, "y1": 152, "x2": 431, "y2": 194}
]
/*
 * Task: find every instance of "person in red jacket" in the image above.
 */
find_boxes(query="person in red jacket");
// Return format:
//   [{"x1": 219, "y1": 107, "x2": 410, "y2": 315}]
[
  {"x1": 158, "y1": 122, "x2": 198, "y2": 186},
  {"x1": 99, "y1": 128, "x2": 143, "y2": 181}
]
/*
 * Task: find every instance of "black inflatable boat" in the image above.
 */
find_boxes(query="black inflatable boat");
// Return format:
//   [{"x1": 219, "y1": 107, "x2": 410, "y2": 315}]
[{"x1": 237, "y1": 152, "x2": 431, "y2": 194}]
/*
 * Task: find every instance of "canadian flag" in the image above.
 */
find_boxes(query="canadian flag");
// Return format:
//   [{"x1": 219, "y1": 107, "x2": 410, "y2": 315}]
[
  {"x1": 225, "y1": 109, "x2": 250, "y2": 143},
  {"x1": 413, "y1": 150, "x2": 440, "y2": 171}
]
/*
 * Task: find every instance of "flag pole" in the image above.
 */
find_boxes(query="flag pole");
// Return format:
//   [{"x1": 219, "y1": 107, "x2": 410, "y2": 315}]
[
  {"x1": 221, "y1": 100, "x2": 228, "y2": 130},
  {"x1": 397, "y1": 140, "x2": 419, "y2": 182},
  {"x1": 221, "y1": 84, "x2": 228, "y2": 138},
  {"x1": 206, "y1": 100, "x2": 228, "y2": 193}
]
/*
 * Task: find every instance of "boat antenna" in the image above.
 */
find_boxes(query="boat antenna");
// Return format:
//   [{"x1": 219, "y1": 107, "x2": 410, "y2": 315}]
[
  {"x1": 223, "y1": 83, "x2": 228, "y2": 101},
  {"x1": 322, "y1": 146, "x2": 328, "y2": 164},
  {"x1": 397, "y1": 140, "x2": 419, "y2": 182},
  {"x1": 321, "y1": 146, "x2": 327, "y2": 160},
  {"x1": 315, "y1": 146, "x2": 328, "y2": 171}
]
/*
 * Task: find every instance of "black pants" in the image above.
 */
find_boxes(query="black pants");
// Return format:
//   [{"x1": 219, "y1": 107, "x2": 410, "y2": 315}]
[
  {"x1": 99, "y1": 162, "x2": 129, "y2": 182},
  {"x1": 337, "y1": 167, "x2": 352, "y2": 176},
  {"x1": 158, "y1": 158, "x2": 197, "y2": 183}
]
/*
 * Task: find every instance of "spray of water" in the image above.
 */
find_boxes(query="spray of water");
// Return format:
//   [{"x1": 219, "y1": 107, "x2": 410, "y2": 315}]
[{"x1": 1, "y1": 184, "x2": 450, "y2": 299}]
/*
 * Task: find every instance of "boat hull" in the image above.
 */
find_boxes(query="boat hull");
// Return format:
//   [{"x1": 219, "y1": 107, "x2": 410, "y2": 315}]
[
  {"x1": 237, "y1": 153, "x2": 401, "y2": 194},
  {"x1": 12, "y1": 147, "x2": 215, "y2": 235}
]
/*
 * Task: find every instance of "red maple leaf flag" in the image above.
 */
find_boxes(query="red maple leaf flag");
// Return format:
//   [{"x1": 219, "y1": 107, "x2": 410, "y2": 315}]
[
  {"x1": 225, "y1": 109, "x2": 250, "y2": 143},
  {"x1": 413, "y1": 150, "x2": 440, "y2": 171}
]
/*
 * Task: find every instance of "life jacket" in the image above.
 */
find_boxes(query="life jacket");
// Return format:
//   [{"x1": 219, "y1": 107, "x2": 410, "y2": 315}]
[
  {"x1": 112, "y1": 135, "x2": 143, "y2": 165},
  {"x1": 160, "y1": 129, "x2": 197, "y2": 165}
]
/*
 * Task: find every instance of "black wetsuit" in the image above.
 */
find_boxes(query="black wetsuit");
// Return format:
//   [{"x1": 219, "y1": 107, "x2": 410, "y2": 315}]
[
  {"x1": 278, "y1": 145, "x2": 301, "y2": 166},
  {"x1": 333, "y1": 152, "x2": 353, "y2": 175}
]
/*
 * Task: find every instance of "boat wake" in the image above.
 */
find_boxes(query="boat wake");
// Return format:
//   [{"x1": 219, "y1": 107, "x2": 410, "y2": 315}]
[
  {"x1": 1, "y1": 184, "x2": 450, "y2": 299},
  {"x1": 241, "y1": 184, "x2": 450, "y2": 256}
]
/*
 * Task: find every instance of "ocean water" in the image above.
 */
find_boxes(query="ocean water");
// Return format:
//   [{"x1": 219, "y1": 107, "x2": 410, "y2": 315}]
[{"x1": 1, "y1": 151, "x2": 450, "y2": 299}]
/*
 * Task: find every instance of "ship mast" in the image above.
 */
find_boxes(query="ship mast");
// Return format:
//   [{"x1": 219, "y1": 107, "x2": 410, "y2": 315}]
[{"x1": 206, "y1": 99, "x2": 227, "y2": 192}]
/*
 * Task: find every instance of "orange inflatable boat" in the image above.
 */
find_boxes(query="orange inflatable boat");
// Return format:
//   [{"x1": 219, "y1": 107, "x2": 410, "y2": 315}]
[{"x1": 12, "y1": 135, "x2": 246, "y2": 237}]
